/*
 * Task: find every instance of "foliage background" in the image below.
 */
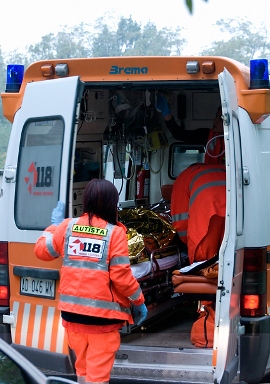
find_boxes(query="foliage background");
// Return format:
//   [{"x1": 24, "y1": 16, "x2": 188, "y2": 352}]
[{"x1": 1, "y1": 15, "x2": 270, "y2": 168}]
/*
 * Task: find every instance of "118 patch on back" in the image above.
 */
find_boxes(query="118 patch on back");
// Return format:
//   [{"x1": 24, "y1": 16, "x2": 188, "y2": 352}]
[{"x1": 68, "y1": 236, "x2": 105, "y2": 259}]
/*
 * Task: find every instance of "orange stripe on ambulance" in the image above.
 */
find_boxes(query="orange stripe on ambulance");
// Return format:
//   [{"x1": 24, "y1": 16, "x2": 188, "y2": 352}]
[{"x1": 11, "y1": 301, "x2": 68, "y2": 354}]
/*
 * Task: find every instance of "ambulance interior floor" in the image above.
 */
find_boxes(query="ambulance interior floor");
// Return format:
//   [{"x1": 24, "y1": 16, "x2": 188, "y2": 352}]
[{"x1": 121, "y1": 300, "x2": 199, "y2": 349}]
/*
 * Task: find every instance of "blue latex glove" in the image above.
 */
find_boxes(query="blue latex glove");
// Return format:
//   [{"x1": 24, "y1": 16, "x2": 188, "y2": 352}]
[
  {"x1": 51, "y1": 201, "x2": 65, "y2": 225},
  {"x1": 155, "y1": 94, "x2": 171, "y2": 116},
  {"x1": 133, "y1": 303, "x2": 148, "y2": 326}
]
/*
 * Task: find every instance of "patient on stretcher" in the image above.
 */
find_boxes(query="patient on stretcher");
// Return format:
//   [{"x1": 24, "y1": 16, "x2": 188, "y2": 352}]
[{"x1": 118, "y1": 207, "x2": 182, "y2": 279}]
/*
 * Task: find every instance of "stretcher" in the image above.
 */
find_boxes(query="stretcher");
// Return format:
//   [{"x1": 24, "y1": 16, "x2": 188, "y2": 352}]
[
  {"x1": 119, "y1": 207, "x2": 189, "y2": 330},
  {"x1": 131, "y1": 247, "x2": 180, "y2": 280},
  {"x1": 122, "y1": 245, "x2": 185, "y2": 331}
]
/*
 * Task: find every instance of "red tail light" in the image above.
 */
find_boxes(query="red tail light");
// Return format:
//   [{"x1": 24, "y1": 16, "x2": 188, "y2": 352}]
[
  {"x1": 240, "y1": 247, "x2": 267, "y2": 317},
  {"x1": 0, "y1": 242, "x2": 9, "y2": 306},
  {"x1": 0, "y1": 286, "x2": 9, "y2": 306},
  {"x1": 242, "y1": 294, "x2": 259, "y2": 310},
  {"x1": 0, "y1": 242, "x2": 8, "y2": 264}
]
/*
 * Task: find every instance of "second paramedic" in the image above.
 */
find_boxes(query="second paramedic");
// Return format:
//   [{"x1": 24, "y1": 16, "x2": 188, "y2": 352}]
[
  {"x1": 171, "y1": 163, "x2": 226, "y2": 265},
  {"x1": 34, "y1": 179, "x2": 147, "y2": 384}
]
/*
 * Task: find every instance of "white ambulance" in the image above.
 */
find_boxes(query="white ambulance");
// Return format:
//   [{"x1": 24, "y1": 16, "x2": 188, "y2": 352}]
[{"x1": 1, "y1": 56, "x2": 270, "y2": 384}]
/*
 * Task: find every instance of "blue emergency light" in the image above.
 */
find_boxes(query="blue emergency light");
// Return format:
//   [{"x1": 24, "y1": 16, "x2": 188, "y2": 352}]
[
  {"x1": 5, "y1": 64, "x2": 24, "y2": 92},
  {"x1": 250, "y1": 59, "x2": 270, "y2": 89}
]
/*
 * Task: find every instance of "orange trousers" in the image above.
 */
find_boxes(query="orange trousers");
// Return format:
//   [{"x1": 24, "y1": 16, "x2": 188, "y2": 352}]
[{"x1": 66, "y1": 329, "x2": 120, "y2": 383}]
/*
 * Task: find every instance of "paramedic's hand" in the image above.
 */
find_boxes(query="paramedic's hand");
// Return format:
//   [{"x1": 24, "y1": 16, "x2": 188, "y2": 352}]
[
  {"x1": 155, "y1": 94, "x2": 171, "y2": 117},
  {"x1": 133, "y1": 303, "x2": 148, "y2": 326},
  {"x1": 51, "y1": 201, "x2": 65, "y2": 225}
]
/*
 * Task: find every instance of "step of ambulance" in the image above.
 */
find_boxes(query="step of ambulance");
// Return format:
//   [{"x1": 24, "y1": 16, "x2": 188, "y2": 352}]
[
  {"x1": 113, "y1": 345, "x2": 213, "y2": 383},
  {"x1": 40, "y1": 369, "x2": 77, "y2": 381}
]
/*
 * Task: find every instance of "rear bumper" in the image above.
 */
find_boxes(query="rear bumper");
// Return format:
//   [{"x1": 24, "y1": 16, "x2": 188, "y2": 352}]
[{"x1": 240, "y1": 315, "x2": 270, "y2": 383}]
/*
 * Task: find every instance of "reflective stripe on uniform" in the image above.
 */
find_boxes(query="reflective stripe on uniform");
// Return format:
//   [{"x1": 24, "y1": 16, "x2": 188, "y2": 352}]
[
  {"x1": 64, "y1": 218, "x2": 79, "y2": 262},
  {"x1": 42, "y1": 231, "x2": 60, "y2": 258},
  {"x1": 190, "y1": 180, "x2": 226, "y2": 208},
  {"x1": 110, "y1": 255, "x2": 130, "y2": 266},
  {"x1": 171, "y1": 212, "x2": 188, "y2": 238},
  {"x1": 177, "y1": 230, "x2": 187, "y2": 237},
  {"x1": 189, "y1": 167, "x2": 226, "y2": 192},
  {"x1": 128, "y1": 285, "x2": 143, "y2": 302},
  {"x1": 171, "y1": 212, "x2": 188, "y2": 223},
  {"x1": 59, "y1": 294, "x2": 131, "y2": 315},
  {"x1": 63, "y1": 260, "x2": 109, "y2": 271}
]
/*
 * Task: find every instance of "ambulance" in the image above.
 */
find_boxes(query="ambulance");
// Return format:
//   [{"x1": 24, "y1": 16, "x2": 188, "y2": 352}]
[{"x1": 1, "y1": 55, "x2": 270, "y2": 384}]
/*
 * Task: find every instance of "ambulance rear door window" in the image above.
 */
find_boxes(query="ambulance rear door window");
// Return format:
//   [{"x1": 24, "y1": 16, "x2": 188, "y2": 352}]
[{"x1": 15, "y1": 117, "x2": 64, "y2": 230}]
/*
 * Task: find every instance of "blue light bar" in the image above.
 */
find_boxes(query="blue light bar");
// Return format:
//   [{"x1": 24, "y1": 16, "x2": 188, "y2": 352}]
[
  {"x1": 250, "y1": 59, "x2": 270, "y2": 89},
  {"x1": 5, "y1": 64, "x2": 24, "y2": 93}
]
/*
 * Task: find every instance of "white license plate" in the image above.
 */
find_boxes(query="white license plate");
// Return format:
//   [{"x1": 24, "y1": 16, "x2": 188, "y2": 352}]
[{"x1": 20, "y1": 276, "x2": 56, "y2": 299}]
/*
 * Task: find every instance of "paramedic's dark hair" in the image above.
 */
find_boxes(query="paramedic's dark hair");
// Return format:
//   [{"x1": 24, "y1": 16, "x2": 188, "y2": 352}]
[{"x1": 83, "y1": 179, "x2": 119, "y2": 225}]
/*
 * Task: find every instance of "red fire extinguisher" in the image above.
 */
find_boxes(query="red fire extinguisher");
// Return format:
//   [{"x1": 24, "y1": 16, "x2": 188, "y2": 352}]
[{"x1": 136, "y1": 164, "x2": 150, "y2": 199}]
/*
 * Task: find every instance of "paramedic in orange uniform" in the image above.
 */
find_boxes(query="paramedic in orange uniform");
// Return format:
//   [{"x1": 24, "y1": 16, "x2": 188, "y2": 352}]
[
  {"x1": 34, "y1": 179, "x2": 147, "y2": 384},
  {"x1": 171, "y1": 163, "x2": 226, "y2": 265}
]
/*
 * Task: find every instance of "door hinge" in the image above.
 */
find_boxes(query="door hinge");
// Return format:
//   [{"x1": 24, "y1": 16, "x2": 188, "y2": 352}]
[
  {"x1": 222, "y1": 112, "x2": 230, "y2": 126},
  {"x1": 4, "y1": 166, "x2": 16, "y2": 183},
  {"x1": 243, "y1": 166, "x2": 250, "y2": 185}
]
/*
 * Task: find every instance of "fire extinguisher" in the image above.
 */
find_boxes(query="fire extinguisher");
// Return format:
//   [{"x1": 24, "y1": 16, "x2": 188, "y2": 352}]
[{"x1": 136, "y1": 163, "x2": 150, "y2": 199}]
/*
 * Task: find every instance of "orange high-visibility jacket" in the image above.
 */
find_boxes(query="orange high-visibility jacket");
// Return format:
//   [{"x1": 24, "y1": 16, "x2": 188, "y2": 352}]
[
  {"x1": 171, "y1": 163, "x2": 226, "y2": 264},
  {"x1": 34, "y1": 214, "x2": 144, "y2": 324}
]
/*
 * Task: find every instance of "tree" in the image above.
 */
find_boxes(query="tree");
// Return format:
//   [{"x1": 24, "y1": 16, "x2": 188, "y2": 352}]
[
  {"x1": 27, "y1": 33, "x2": 57, "y2": 62},
  {"x1": 135, "y1": 23, "x2": 169, "y2": 56},
  {"x1": 3, "y1": 16, "x2": 187, "y2": 63},
  {"x1": 117, "y1": 16, "x2": 141, "y2": 53},
  {"x1": 54, "y1": 24, "x2": 91, "y2": 59},
  {"x1": 12, "y1": 23, "x2": 92, "y2": 64},
  {"x1": 129, "y1": 23, "x2": 184, "y2": 56},
  {"x1": 91, "y1": 18, "x2": 121, "y2": 57},
  {"x1": 200, "y1": 18, "x2": 270, "y2": 66},
  {"x1": 91, "y1": 17, "x2": 187, "y2": 57}
]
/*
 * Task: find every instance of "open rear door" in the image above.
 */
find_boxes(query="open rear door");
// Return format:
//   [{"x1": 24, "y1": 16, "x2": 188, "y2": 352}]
[
  {"x1": 214, "y1": 68, "x2": 244, "y2": 383},
  {"x1": 6, "y1": 76, "x2": 83, "y2": 239},
  {"x1": 5, "y1": 76, "x2": 84, "y2": 358}
]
